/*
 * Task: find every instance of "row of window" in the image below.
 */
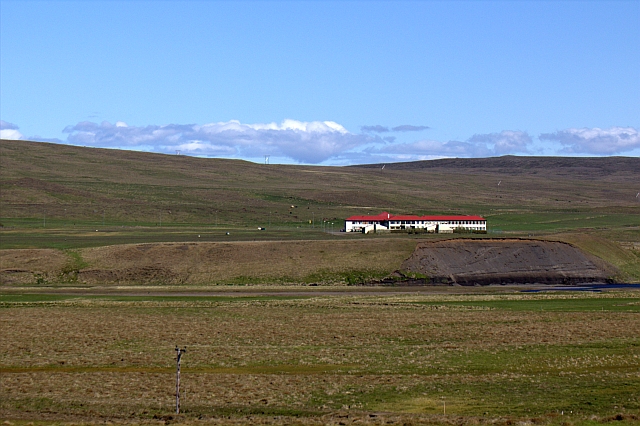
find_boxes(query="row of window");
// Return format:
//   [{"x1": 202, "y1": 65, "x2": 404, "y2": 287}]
[
  {"x1": 389, "y1": 220, "x2": 485, "y2": 225},
  {"x1": 388, "y1": 225, "x2": 485, "y2": 230},
  {"x1": 351, "y1": 220, "x2": 485, "y2": 225}
]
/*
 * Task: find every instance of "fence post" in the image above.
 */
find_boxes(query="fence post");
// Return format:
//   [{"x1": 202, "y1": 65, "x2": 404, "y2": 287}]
[{"x1": 175, "y1": 346, "x2": 186, "y2": 414}]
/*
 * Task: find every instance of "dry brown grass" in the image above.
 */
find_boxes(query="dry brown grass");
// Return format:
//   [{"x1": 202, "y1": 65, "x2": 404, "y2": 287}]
[
  {"x1": 1, "y1": 239, "x2": 417, "y2": 286},
  {"x1": 0, "y1": 249, "x2": 69, "y2": 271},
  {"x1": 2, "y1": 295, "x2": 637, "y2": 368},
  {"x1": 548, "y1": 233, "x2": 640, "y2": 282},
  {"x1": 0, "y1": 249, "x2": 70, "y2": 285},
  {"x1": 2, "y1": 292, "x2": 639, "y2": 424}
]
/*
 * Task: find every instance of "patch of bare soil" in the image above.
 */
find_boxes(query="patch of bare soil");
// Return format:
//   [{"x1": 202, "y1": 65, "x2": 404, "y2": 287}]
[
  {"x1": 396, "y1": 239, "x2": 615, "y2": 285},
  {"x1": 78, "y1": 266, "x2": 182, "y2": 284},
  {"x1": 0, "y1": 249, "x2": 69, "y2": 285}
]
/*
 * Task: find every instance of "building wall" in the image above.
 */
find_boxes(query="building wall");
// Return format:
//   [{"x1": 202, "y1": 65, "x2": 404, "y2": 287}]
[{"x1": 346, "y1": 219, "x2": 486, "y2": 233}]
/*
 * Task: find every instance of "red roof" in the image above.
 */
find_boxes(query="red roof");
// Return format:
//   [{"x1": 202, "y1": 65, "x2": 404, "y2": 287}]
[
  {"x1": 345, "y1": 212, "x2": 485, "y2": 221},
  {"x1": 345, "y1": 211, "x2": 393, "y2": 221}
]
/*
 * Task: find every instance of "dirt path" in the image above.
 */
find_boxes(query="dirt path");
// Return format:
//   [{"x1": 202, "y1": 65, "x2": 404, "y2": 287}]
[{"x1": 0, "y1": 284, "x2": 534, "y2": 297}]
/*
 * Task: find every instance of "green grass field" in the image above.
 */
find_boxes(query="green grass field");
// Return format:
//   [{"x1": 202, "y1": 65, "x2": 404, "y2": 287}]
[{"x1": 0, "y1": 224, "x2": 346, "y2": 250}]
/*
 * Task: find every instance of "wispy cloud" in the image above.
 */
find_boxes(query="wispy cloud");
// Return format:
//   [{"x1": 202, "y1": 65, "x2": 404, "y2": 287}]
[
  {"x1": 0, "y1": 120, "x2": 24, "y2": 140},
  {"x1": 361, "y1": 124, "x2": 430, "y2": 133},
  {"x1": 539, "y1": 127, "x2": 640, "y2": 155},
  {"x1": 391, "y1": 125, "x2": 430, "y2": 132},
  {"x1": 62, "y1": 119, "x2": 373, "y2": 163},
  {"x1": 468, "y1": 130, "x2": 531, "y2": 155},
  {"x1": 373, "y1": 130, "x2": 531, "y2": 160},
  {"x1": 361, "y1": 125, "x2": 389, "y2": 133},
  {"x1": 376, "y1": 139, "x2": 492, "y2": 158}
]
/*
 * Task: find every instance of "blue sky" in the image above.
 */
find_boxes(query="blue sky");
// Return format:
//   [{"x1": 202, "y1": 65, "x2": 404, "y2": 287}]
[{"x1": 1, "y1": 0, "x2": 639, "y2": 165}]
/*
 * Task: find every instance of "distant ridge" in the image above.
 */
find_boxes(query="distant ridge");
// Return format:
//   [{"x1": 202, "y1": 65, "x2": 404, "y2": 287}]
[
  {"x1": 3, "y1": 140, "x2": 637, "y2": 176},
  {"x1": 350, "y1": 155, "x2": 639, "y2": 177}
]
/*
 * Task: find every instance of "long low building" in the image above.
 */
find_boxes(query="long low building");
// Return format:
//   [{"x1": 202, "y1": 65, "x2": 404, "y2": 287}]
[{"x1": 345, "y1": 211, "x2": 486, "y2": 234}]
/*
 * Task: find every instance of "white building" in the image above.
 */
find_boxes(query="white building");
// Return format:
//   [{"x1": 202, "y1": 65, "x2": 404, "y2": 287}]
[{"x1": 345, "y1": 211, "x2": 487, "y2": 234}]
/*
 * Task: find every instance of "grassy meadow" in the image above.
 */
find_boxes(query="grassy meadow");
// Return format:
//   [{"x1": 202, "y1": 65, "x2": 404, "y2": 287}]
[{"x1": 1, "y1": 291, "x2": 640, "y2": 425}]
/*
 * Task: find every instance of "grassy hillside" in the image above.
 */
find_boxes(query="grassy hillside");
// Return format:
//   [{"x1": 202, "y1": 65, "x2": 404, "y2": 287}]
[
  {"x1": 1, "y1": 139, "x2": 639, "y2": 282},
  {"x1": 2, "y1": 139, "x2": 638, "y2": 229}
]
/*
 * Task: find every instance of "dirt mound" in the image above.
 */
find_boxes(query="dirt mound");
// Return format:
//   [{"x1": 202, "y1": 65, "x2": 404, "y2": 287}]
[
  {"x1": 0, "y1": 249, "x2": 70, "y2": 285},
  {"x1": 397, "y1": 239, "x2": 614, "y2": 285},
  {"x1": 78, "y1": 266, "x2": 182, "y2": 285},
  {"x1": 78, "y1": 240, "x2": 413, "y2": 285},
  {"x1": 0, "y1": 239, "x2": 415, "y2": 286}
]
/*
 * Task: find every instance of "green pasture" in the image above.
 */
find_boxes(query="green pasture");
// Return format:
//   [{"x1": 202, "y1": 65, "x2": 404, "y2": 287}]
[
  {"x1": 2, "y1": 211, "x2": 638, "y2": 250},
  {"x1": 486, "y1": 211, "x2": 640, "y2": 233},
  {"x1": 0, "y1": 223, "x2": 347, "y2": 249},
  {"x1": 0, "y1": 293, "x2": 310, "y2": 305},
  {"x1": 413, "y1": 296, "x2": 640, "y2": 312}
]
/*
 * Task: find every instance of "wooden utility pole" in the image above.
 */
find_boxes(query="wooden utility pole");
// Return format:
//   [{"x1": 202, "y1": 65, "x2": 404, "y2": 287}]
[{"x1": 175, "y1": 346, "x2": 186, "y2": 414}]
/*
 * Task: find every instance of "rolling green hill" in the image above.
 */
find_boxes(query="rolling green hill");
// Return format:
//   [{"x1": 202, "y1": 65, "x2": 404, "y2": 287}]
[
  {"x1": 1, "y1": 139, "x2": 639, "y2": 280},
  {"x1": 2, "y1": 139, "x2": 638, "y2": 230}
]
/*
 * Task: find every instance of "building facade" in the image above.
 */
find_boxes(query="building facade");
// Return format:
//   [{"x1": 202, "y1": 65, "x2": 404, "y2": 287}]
[{"x1": 345, "y1": 212, "x2": 486, "y2": 234}]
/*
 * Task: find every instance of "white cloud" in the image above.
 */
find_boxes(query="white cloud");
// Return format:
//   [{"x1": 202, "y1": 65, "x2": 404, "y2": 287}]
[
  {"x1": 60, "y1": 122, "x2": 527, "y2": 164},
  {"x1": 361, "y1": 124, "x2": 430, "y2": 133},
  {"x1": 327, "y1": 148, "x2": 451, "y2": 166},
  {"x1": 62, "y1": 119, "x2": 370, "y2": 163},
  {"x1": 0, "y1": 120, "x2": 24, "y2": 140},
  {"x1": 173, "y1": 141, "x2": 236, "y2": 156},
  {"x1": 16, "y1": 117, "x2": 637, "y2": 165},
  {"x1": 371, "y1": 130, "x2": 531, "y2": 161},
  {"x1": 540, "y1": 127, "x2": 640, "y2": 155},
  {"x1": 378, "y1": 139, "x2": 492, "y2": 158},
  {"x1": 468, "y1": 130, "x2": 531, "y2": 155},
  {"x1": 0, "y1": 129, "x2": 24, "y2": 140}
]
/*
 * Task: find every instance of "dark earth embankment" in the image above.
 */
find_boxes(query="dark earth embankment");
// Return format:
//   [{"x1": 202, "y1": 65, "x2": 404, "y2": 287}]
[
  {"x1": 0, "y1": 238, "x2": 624, "y2": 287},
  {"x1": 392, "y1": 239, "x2": 615, "y2": 285}
]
